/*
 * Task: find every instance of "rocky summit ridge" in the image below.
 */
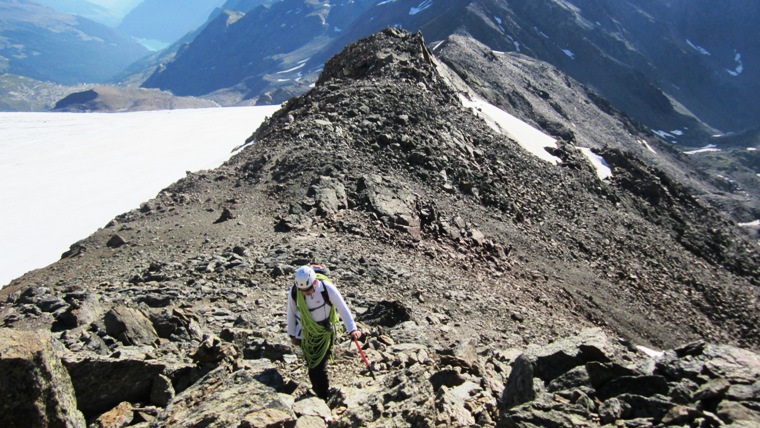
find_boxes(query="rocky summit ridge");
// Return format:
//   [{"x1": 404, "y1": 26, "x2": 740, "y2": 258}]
[{"x1": 1, "y1": 28, "x2": 759, "y2": 427}]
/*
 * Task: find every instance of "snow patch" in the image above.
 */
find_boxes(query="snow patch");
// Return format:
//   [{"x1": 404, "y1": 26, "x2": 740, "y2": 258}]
[
  {"x1": 738, "y1": 220, "x2": 759, "y2": 227},
  {"x1": 410, "y1": 0, "x2": 432, "y2": 15},
  {"x1": 0, "y1": 106, "x2": 279, "y2": 287},
  {"x1": 493, "y1": 16, "x2": 506, "y2": 33},
  {"x1": 638, "y1": 139, "x2": 657, "y2": 154},
  {"x1": 275, "y1": 62, "x2": 306, "y2": 74},
  {"x1": 686, "y1": 39, "x2": 711, "y2": 56},
  {"x1": 653, "y1": 130, "x2": 675, "y2": 140},
  {"x1": 578, "y1": 147, "x2": 612, "y2": 179},
  {"x1": 459, "y1": 95, "x2": 561, "y2": 165},
  {"x1": 684, "y1": 144, "x2": 720, "y2": 155},
  {"x1": 636, "y1": 345, "x2": 664, "y2": 358},
  {"x1": 726, "y1": 51, "x2": 744, "y2": 76}
]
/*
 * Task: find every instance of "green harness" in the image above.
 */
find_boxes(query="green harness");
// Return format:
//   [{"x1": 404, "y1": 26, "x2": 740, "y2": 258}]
[{"x1": 296, "y1": 283, "x2": 344, "y2": 368}]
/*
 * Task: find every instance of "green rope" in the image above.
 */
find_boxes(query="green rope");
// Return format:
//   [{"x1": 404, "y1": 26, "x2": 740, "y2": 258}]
[{"x1": 296, "y1": 288, "x2": 344, "y2": 368}]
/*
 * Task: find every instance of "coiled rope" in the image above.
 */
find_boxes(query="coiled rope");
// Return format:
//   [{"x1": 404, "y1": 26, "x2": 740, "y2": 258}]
[{"x1": 296, "y1": 288, "x2": 344, "y2": 368}]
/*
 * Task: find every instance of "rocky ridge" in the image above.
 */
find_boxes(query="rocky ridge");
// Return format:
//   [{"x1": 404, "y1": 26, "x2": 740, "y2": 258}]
[{"x1": 1, "y1": 28, "x2": 758, "y2": 427}]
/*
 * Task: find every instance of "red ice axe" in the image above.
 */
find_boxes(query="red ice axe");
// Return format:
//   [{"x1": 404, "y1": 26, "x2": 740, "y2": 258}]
[{"x1": 353, "y1": 337, "x2": 377, "y2": 380}]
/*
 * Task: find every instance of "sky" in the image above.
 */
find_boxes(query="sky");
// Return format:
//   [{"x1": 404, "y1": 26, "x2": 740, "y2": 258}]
[
  {"x1": 0, "y1": 99, "x2": 622, "y2": 288},
  {"x1": 0, "y1": 106, "x2": 278, "y2": 287}
]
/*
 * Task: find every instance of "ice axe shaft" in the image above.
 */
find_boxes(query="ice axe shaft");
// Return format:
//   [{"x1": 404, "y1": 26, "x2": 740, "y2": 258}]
[{"x1": 353, "y1": 338, "x2": 377, "y2": 380}]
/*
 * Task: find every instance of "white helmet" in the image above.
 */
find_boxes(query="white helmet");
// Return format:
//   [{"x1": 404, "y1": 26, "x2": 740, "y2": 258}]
[{"x1": 294, "y1": 265, "x2": 317, "y2": 290}]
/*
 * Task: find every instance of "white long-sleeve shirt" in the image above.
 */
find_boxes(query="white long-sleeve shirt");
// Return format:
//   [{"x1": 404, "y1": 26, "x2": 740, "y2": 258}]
[{"x1": 287, "y1": 280, "x2": 357, "y2": 339}]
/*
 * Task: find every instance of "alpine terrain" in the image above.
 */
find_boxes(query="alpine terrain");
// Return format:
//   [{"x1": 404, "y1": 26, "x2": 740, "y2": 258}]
[
  {"x1": 1, "y1": 29, "x2": 758, "y2": 427},
  {"x1": 0, "y1": 0, "x2": 148, "y2": 84},
  {"x1": 132, "y1": 0, "x2": 760, "y2": 226}
]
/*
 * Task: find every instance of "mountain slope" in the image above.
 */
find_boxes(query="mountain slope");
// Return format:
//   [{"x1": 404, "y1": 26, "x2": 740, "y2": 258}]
[
  {"x1": 0, "y1": 0, "x2": 149, "y2": 85},
  {"x1": 33, "y1": 0, "x2": 128, "y2": 26},
  {"x1": 433, "y1": 34, "x2": 760, "y2": 235},
  {"x1": 117, "y1": 0, "x2": 225, "y2": 47},
  {"x1": 141, "y1": 0, "x2": 378, "y2": 97},
  {"x1": 137, "y1": 0, "x2": 759, "y2": 140},
  {"x1": 0, "y1": 73, "x2": 88, "y2": 111},
  {"x1": 1, "y1": 28, "x2": 758, "y2": 426}
]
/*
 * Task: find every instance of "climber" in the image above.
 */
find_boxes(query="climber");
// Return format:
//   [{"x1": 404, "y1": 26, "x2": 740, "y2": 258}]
[{"x1": 286, "y1": 264, "x2": 361, "y2": 400}]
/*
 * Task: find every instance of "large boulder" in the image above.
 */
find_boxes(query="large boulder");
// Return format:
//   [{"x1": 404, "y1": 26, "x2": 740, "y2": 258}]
[
  {"x1": 62, "y1": 349, "x2": 194, "y2": 419},
  {"x1": 152, "y1": 360, "x2": 295, "y2": 426},
  {"x1": 501, "y1": 328, "x2": 618, "y2": 409},
  {"x1": 498, "y1": 332, "x2": 760, "y2": 428},
  {"x1": 0, "y1": 328, "x2": 86, "y2": 427},
  {"x1": 104, "y1": 306, "x2": 160, "y2": 346}
]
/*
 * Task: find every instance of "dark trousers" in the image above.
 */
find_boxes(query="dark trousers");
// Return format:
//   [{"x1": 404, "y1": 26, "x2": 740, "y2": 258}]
[{"x1": 307, "y1": 336, "x2": 333, "y2": 399}]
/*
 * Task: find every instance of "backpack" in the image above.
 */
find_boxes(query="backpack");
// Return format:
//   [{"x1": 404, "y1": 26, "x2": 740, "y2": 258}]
[{"x1": 291, "y1": 264, "x2": 332, "y2": 306}]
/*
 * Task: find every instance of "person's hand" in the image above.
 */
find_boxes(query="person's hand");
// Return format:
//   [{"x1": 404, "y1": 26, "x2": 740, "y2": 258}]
[
  {"x1": 290, "y1": 336, "x2": 301, "y2": 346},
  {"x1": 349, "y1": 330, "x2": 361, "y2": 341}
]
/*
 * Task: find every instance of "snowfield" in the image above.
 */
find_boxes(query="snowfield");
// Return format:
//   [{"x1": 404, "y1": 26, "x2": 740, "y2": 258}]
[{"x1": 0, "y1": 106, "x2": 279, "y2": 287}]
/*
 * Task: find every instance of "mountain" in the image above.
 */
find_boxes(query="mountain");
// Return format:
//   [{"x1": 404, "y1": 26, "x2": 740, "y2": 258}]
[
  {"x1": 138, "y1": 0, "x2": 760, "y2": 225},
  {"x1": 0, "y1": 0, "x2": 149, "y2": 85},
  {"x1": 117, "y1": 0, "x2": 226, "y2": 48},
  {"x1": 1, "y1": 29, "x2": 758, "y2": 426},
  {"x1": 139, "y1": 0, "x2": 759, "y2": 140},
  {"x1": 141, "y1": 0, "x2": 378, "y2": 99}
]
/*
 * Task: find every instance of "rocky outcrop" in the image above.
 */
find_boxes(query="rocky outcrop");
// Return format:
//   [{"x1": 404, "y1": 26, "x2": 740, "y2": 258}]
[
  {"x1": 499, "y1": 330, "x2": 760, "y2": 427},
  {"x1": 0, "y1": 328, "x2": 86, "y2": 428}
]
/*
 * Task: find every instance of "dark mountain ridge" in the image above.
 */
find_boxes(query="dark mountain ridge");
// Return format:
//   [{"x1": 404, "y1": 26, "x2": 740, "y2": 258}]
[
  {"x1": 139, "y1": 0, "x2": 760, "y2": 140},
  {"x1": 1, "y1": 28, "x2": 758, "y2": 426}
]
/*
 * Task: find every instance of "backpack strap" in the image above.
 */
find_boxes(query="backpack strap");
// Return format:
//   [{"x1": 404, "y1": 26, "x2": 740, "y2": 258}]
[
  {"x1": 320, "y1": 283, "x2": 331, "y2": 306},
  {"x1": 292, "y1": 281, "x2": 332, "y2": 307}
]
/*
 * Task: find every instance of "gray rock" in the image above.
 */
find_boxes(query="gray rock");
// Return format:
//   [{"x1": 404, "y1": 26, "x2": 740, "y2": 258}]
[
  {"x1": 0, "y1": 328, "x2": 86, "y2": 428},
  {"x1": 150, "y1": 374, "x2": 175, "y2": 407},
  {"x1": 596, "y1": 375, "x2": 670, "y2": 400},
  {"x1": 104, "y1": 306, "x2": 159, "y2": 346},
  {"x1": 547, "y1": 365, "x2": 591, "y2": 392},
  {"x1": 501, "y1": 328, "x2": 617, "y2": 409},
  {"x1": 310, "y1": 176, "x2": 348, "y2": 216},
  {"x1": 62, "y1": 350, "x2": 178, "y2": 418},
  {"x1": 717, "y1": 400, "x2": 760, "y2": 425},
  {"x1": 152, "y1": 366, "x2": 294, "y2": 427},
  {"x1": 106, "y1": 234, "x2": 127, "y2": 248}
]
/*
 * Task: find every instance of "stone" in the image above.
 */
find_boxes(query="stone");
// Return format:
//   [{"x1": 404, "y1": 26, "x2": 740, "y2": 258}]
[
  {"x1": 0, "y1": 328, "x2": 86, "y2": 428},
  {"x1": 92, "y1": 401, "x2": 133, "y2": 428},
  {"x1": 292, "y1": 396, "x2": 331, "y2": 420},
  {"x1": 717, "y1": 400, "x2": 760, "y2": 425},
  {"x1": 104, "y1": 306, "x2": 159, "y2": 346},
  {"x1": 596, "y1": 375, "x2": 670, "y2": 400},
  {"x1": 106, "y1": 234, "x2": 127, "y2": 248},
  {"x1": 153, "y1": 367, "x2": 294, "y2": 426},
  {"x1": 62, "y1": 351, "x2": 172, "y2": 418},
  {"x1": 150, "y1": 374, "x2": 175, "y2": 407},
  {"x1": 240, "y1": 408, "x2": 296, "y2": 428}
]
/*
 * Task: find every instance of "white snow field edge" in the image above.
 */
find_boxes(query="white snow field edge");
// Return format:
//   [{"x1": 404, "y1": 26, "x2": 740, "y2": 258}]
[{"x1": 0, "y1": 106, "x2": 279, "y2": 288}]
